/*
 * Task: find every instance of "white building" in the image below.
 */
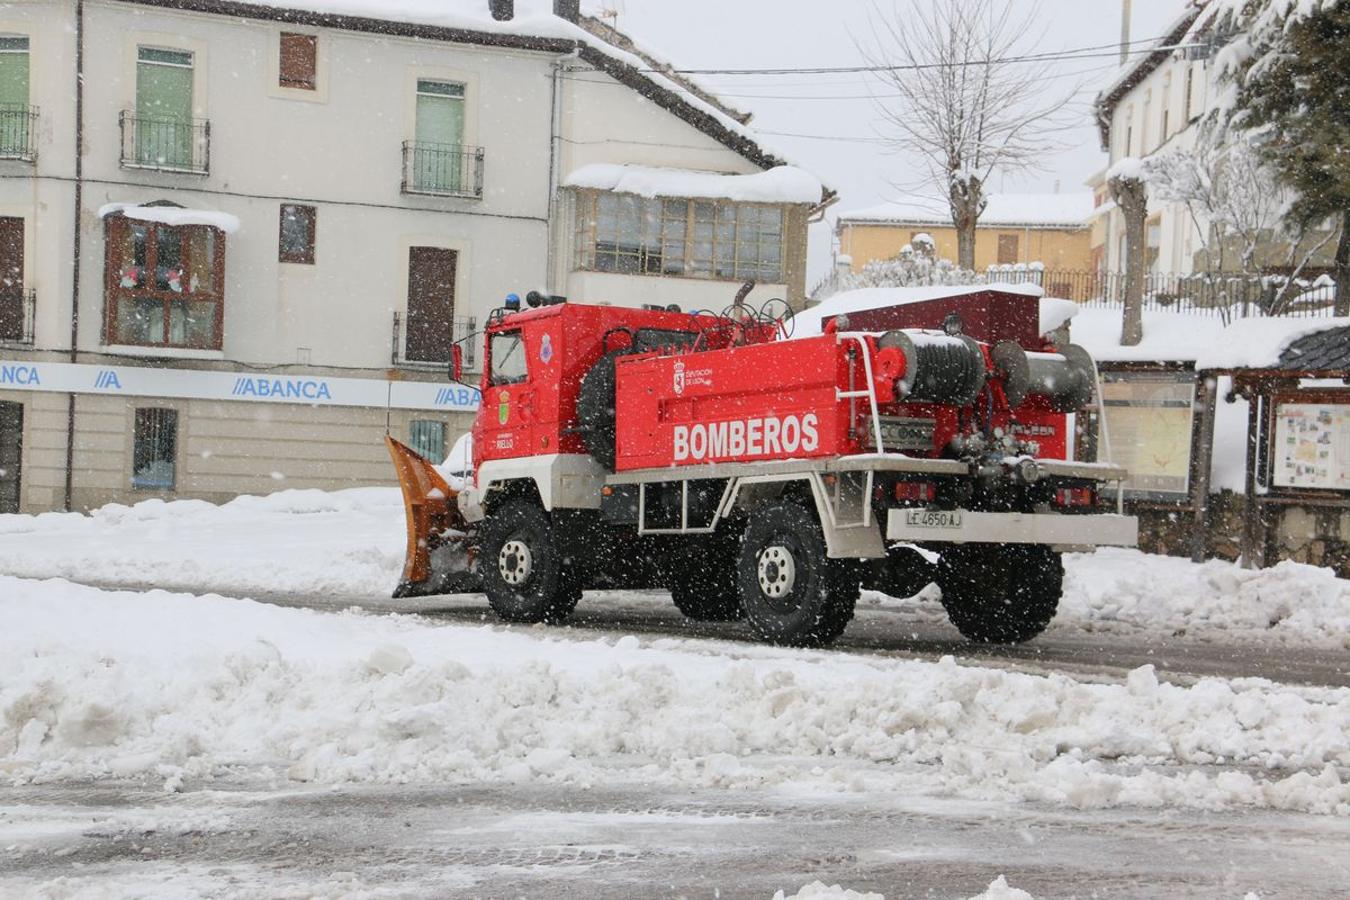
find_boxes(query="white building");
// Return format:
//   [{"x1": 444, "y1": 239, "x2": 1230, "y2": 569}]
[
  {"x1": 0, "y1": 0, "x2": 827, "y2": 513},
  {"x1": 1091, "y1": 1, "x2": 1219, "y2": 275}
]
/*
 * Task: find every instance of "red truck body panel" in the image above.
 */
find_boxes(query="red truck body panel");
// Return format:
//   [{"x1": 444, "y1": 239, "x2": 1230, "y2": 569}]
[{"x1": 823, "y1": 289, "x2": 1042, "y2": 349}]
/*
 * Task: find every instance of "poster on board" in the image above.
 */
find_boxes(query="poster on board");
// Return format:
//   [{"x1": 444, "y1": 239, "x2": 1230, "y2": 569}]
[
  {"x1": 1274, "y1": 403, "x2": 1350, "y2": 490},
  {"x1": 1099, "y1": 371, "x2": 1196, "y2": 499}
]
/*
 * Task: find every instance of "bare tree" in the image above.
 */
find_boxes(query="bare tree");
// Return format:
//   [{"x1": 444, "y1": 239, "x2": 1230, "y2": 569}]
[
  {"x1": 1108, "y1": 165, "x2": 1147, "y2": 346},
  {"x1": 857, "y1": 0, "x2": 1077, "y2": 269}
]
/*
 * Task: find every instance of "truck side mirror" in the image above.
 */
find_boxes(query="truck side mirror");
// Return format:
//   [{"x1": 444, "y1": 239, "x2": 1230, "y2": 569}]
[{"x1": 449, "y1": 344, "x2": 464, "y2": 383}]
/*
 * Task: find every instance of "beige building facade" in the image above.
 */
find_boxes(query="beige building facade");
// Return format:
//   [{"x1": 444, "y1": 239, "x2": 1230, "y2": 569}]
[{"x1": 0, "y1": 0, "x2": 825, "y2": 514}]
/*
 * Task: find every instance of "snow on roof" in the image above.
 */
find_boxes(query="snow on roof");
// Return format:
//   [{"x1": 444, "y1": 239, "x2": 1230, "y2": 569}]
[
  {"x1": 1195, "y1": 317, "x2": 1350, "y2": 371},
  {"x1": 98, "y1": 203, "x2": 241, "y2": 234},
  {"x1": 1069, "y1": 307, "x2": 1229, "y2": 363},
  {"x1": 837, "y1": 193, "x2": 1093, "y2": 229},
  {"x1": 564, "y1": 164, "x2": 824, "y2": 204},
  {"x1": 797, "y1": 283, "x2": 1044, "y2": 338}
]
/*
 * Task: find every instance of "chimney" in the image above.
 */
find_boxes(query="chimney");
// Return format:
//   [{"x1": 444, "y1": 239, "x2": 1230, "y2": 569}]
[
  {"x1": 1119, "y1": 0, "x2": 1132, "y2": 65},
  {"x1": 489, "y1": 0, "x2": 514, "y2": 21},
  {"x1": 554, "y1": 0, "x2": 580, "y2": 23}
]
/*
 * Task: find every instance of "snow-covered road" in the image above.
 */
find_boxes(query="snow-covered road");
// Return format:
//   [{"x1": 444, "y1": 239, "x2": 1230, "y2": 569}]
[{"x1": 3, "y1": 488, "x2": 1349, "y2": 898}]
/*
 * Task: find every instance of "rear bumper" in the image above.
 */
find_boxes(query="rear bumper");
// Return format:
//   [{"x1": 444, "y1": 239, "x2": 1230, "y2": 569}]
[{"x1": 886, "y1": 509, "x2": 1138, "y2": 548}]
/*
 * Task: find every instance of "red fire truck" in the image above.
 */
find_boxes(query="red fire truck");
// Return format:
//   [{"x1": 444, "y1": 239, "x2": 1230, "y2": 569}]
[{"x1": 387, "y1": 287, "x2": 1136, "y2": 648}]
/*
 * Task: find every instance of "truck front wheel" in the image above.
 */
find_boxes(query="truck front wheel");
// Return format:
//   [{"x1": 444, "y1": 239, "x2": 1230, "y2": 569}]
[
  {"x1": 935, "y1": 544, "x2": 1062, "y2": 643},
  {"x1": 478, "y1": 499, "x2": 581, "y2": 624},
  {"x1": 737, "y1": 502, "x2": 860, "y2": 647},
  {"x1": 665, "y1": 538, "x2": 745, "y2": 622}
]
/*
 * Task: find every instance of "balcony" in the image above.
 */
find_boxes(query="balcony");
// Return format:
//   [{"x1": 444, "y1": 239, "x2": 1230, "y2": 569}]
[
  {"x1": 119, "y1": 111, "x2": 210, "y2": 176},
  {"x1": 401, "y1": 142, "x2": 484, "y2": 199},
  {"x1": 0, "y1": 105, "x2": 38, "y2": 161},
  {"x1": 391, "y1": 312, "x2": 477, "y2": 370},
  {"x1": 0, "y1": 289, "x2": 35, "y2": 346}
]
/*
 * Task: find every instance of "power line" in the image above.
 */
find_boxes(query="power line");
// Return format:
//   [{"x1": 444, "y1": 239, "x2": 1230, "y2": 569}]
[{"x1": 630, "y1": 36, "x2": 1197, "y2": 77}]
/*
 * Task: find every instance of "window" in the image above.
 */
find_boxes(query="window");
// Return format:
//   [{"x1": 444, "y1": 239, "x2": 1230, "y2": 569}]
[
  {"x1": 411, "y1": 79, "x2": 466, "y2": 193},
  {"x1": 409, "y1": 420, "x2": 446, "y2": 461},
  {"x1": 278, "y1": 204, "x2": 316, "y2": 264},
  {"x1": 105, "y1": 212, "x2": 225, "y2": 349},
  {"x1": 279, "y1": 33, "x2": 317, "y2": 90},
  {"x1": 997, "y1": 234, "x2": 1019, "y2": 265},
  {"x1": 0, "y1": 36, "x2": 31, "y2": 159},
  {"x1": 489, "y1": 331, "x2": 527, "y2": 386},
  {"x1": 132, "y1": 408, "x2": 178, "y2": 491},
  {"x1": 1183, "y1": 67, "x2": 1195, "y2": 123},
  {"x1": 575, "y1": 192, "x2": 785, "y2": 283},
  {"x1": 135, "y1": 46, "x2": 194, "y2": 169}
]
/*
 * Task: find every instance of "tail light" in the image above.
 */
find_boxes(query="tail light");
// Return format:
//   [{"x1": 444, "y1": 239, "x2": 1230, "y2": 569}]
[
  {"x1": 894, "y1": 481, "x2": 937, "y2": 503},
  {"x1": 1055, "y1": 486, "x2": 1097, "y2": 507}
]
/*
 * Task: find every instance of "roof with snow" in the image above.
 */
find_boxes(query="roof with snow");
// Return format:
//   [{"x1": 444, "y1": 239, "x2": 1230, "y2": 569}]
[
  {"x1": 1094, "y1": 2, "x2": 1218, "y2": 150},
  {"x1": 836, "y1": 193, "x2": 1093, "y2": 230},
  {"x1": 564, "y1": 165, "x2": 823, "y2": 205},
  {"x1": 1195, "y1": 318, "x2": 1350, "y2": 372},
  {"x1": 113, "y1": 0, "x2": 827, "y2": 197}
]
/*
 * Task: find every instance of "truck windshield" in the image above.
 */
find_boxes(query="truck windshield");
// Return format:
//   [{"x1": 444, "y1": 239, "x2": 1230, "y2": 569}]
[{"x1": 489, "y1": 331, "x2": 527, "y2": 385}]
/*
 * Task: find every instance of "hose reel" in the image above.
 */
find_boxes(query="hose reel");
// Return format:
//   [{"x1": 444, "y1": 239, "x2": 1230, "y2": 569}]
[
  {"x1": 991, "y1": 341, "x2": 1096, "y2": 412},
  {"x1": 878, "y1": 330, "x2": 986, "y2": 406}
]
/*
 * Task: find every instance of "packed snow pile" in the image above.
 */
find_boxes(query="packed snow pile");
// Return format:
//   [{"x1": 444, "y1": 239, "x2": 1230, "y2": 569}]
[
  {"x1": 967, "y1": 877, "x2": 1036, "y2": 900},
  {"x1": 0, "y1": 487, "x2": 405, "y2": 597},
  {"x1": 564, "y1": 164, "x2": 823, "y2": 205},
  {"x1": 773, "y1": 882, "x2": 884, "y2": 900},
  {"x1": 4, "y1": 577, "x2": 1349, "y2": 816}
]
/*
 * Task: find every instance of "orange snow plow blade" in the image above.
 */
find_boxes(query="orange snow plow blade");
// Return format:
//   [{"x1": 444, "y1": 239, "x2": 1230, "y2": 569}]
[{"x1": 385, "y1": 435, "x2": 476, "y2": 597}]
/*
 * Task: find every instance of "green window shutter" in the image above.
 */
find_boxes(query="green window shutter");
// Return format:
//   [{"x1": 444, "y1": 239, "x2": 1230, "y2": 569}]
[
  {"x1": 413, "y1": 80, "x2": 465, "y2": 192},
  {"x1": 0, "y1": 38, "x2": 30, "y2": 158},
  {"x1": 136, "y1": 48, "x2": 193, "y2": 168}
]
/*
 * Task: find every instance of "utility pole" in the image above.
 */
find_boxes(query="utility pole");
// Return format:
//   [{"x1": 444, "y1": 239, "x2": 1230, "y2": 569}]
[{"x1": 1120, "y1": 0, "x2": 1132, "y2": 65}]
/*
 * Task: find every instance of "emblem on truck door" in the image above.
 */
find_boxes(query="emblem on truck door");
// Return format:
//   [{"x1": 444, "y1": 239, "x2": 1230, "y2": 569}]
[
  {"x1": 673, "y1": 361, "x2": 685, "y2": 395},
  {"x1": 498, "y1": 391, "x2": 510, "y2": 425}
]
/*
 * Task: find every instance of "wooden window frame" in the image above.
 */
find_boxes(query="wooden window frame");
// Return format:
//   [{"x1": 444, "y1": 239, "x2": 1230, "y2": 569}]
[
  {"x1": 103, "y1": 214, "x2": 226, "y2": 350},
  {"x1": 574, "y1": 190, "x2": 785, "y2": 284},
  {"x1": 279, "y1": 32, "x2": 317, "y2": 90},
  {"x1": 278, "y1": 203, "x2": 316, "y2": 265}
]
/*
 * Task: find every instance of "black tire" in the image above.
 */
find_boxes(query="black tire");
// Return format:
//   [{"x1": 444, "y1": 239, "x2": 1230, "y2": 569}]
[
  {"x1": 576, "y1": 349, "x2": 628, "y2": 471},
  {"x1": 665, "y1": 540, "x2": 744, "y2": 622},
  {"x1": 478, "y1": 499, "x2": 581, "y2": 624},
  {"x1": 935, "y1": 544, "x2": 1062, "y2": 643},
  {"x1": 737, "y1": 502, "x2": 860, "y2": 647}
]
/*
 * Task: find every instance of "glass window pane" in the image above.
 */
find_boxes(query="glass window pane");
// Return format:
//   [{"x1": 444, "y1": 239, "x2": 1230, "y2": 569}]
[
  {"x1": 409, "y1": 420, "x2": 446, "y2": 461},
  {"x1": 489, "y1": 332, "x2": 527, "y2": 386},
  {"x1": 154, "y1": 225, "x2": 183, "y2": 292},
  {"x1": 185, "y1": 227, "x2": 215, "y2": 291},
  {"x1": 116, "y1": 297, "x2": 163, "y2": 346},
  {"x1": 132, "y1": 408, "x2": 177, "y2": 491}
]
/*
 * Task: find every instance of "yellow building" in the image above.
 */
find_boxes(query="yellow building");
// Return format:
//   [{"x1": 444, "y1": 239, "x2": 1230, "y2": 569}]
[{"x1": 836, "y1": 193, "x2": 1095, "y2": 275}]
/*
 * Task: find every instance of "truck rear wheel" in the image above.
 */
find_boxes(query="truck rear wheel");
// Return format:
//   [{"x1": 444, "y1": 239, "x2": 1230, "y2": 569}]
[
  {"x1": 936, "y1": 544, "x2": 1062, "y2": 643},
  {"x1": 478, "y1": 499, "x2": 581, "y2": 625},
  {"x1": 737, "y1": 502, "x2": 859, "y2": 647}
]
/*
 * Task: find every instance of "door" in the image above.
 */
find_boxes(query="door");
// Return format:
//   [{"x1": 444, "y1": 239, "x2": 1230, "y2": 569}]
[
  {"x1": 414, "y1": 79, "x2": 465, "y2": 192},
  {"x1": 405, "y1": 246, "x2": 456, "y2": 363},
  {"x1": 0, "y1": 217, "x2": 22, "y2": 341},
  {"x1": 0, "y1": 401, "x2": 21, "y2": 514},
  {"x1": 136, "y1": 47, "x2": 194, "y2": 167}
]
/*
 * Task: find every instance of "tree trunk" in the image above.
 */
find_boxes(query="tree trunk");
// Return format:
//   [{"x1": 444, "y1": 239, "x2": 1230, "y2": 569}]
[
  {"x1": 1110, "y1": 175, "x2": 1148, "y2": 346},
  {"x1": 1336, "y1": 209, "x2": 1350, "y2": 317},
  {"x1": 949, "y1": 174, "x2": 983, "y2": 272}
]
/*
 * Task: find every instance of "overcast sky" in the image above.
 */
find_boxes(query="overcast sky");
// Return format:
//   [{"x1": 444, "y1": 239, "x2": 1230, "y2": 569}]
[{"x1": 585, "y1": 0, "x2": 1185, "y2": 282}]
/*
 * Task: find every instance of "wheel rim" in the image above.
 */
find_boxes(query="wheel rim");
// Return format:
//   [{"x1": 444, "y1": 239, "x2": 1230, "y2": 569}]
[
  {"x1": 499, "y1": 538, "x2": 533, "y2": 586},
  {"x1": 757, "y1": 544, "x2": 797, "y2": 599}
]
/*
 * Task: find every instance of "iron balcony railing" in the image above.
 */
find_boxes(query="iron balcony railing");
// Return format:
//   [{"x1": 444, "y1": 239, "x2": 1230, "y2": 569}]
[
  {"x1": 119, "y1": 111, "x2": 210, "y2": 175},
  {"x1": 0, "y1": 289, "x2": 36, "y2": 346},
  {"x1": 401, "y1": 141, "x2": 484, "y2": 199},
  {"x1": 391, "y1": 312, "x2": 478, "y2": 370},
  {"x1": 0, "y1": 105, "x2": 38, "y2": 161}
]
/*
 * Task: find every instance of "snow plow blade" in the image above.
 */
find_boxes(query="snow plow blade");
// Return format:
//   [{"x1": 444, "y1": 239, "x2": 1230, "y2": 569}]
[{"x1": 385, "y1": 436, "x2": 480, "y2": 598}]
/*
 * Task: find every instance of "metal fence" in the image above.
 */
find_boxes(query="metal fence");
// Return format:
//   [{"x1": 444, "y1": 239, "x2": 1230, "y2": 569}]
[
  {"x1": 0, "y1": 105, "x2": 37, "y2": 160},
  {"x1": 1002, "y1": 269, "x2": 1340, "y2": 318},
  {"x1": 0, "y1": 289, "x2": 35, "y2": 345},
  {"x1": 401, "y1": 142, "x2": 485, "y2": 199},
  {"x1": 119, "y1": 111, "x2": 211, "y2": 175},
  {"x1": 391, "y1": 312, "x2": 478, "y2": 370}
]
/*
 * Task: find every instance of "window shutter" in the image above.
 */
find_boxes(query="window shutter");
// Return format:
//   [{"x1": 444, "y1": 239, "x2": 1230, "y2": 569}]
[{"x1": 279, "y1": 33, "x2": 317, "y2": 89}]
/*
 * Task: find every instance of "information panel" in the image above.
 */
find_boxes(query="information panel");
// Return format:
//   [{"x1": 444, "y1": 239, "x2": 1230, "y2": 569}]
[
  {"x1": 1099, "y1": 371, "x2": 1196, "y2": 499},
  {"x1": 1274, "y1": 403, "x2": 1350, "y2": 490}
]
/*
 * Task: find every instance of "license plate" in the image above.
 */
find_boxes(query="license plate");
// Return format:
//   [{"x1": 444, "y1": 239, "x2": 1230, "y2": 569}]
[{"x1": 903, "y1": 509, "x2": 964, "y2": 529}]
